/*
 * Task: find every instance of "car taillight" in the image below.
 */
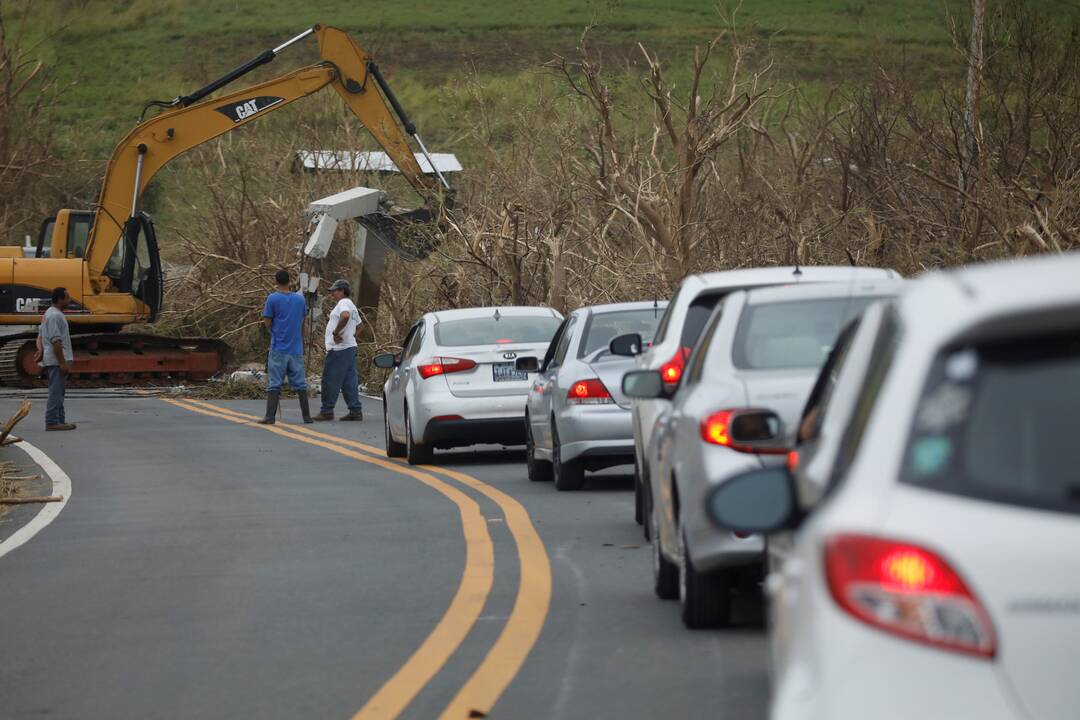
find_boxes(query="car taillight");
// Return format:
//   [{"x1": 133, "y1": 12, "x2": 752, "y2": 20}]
[
  {"x1": 699, "y1": 409, "x2": 786, "y2": 454},
  {"x1": 567, "y1": 378, "x2": 613, "y2": 405},
  {"x1": 701, "y1": 410, "x2": 735, "y2": 446},
  {"x1": 417, "y1": 357, "x2": 477, "y2": 379},
  {"x1": 824, "y1": 534, "x2": 996, "y2": 658},
  {"x1": 659, "y1": 346, "x2": 691, "y2": 385}
]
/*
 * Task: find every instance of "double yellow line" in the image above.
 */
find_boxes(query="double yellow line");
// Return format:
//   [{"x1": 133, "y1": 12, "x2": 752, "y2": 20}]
[{"x1": 164, "y1": 397, "x2": 552, "y2": 719}]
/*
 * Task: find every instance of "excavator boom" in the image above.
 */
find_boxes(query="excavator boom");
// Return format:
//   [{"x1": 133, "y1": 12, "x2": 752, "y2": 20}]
[{"x1": 86, "y1": 24, "x2": 445, "y2": 282}]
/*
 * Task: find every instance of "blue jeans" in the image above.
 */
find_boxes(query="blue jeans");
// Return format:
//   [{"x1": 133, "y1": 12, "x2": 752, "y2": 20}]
[
  {"x1": 321, "y1": 347, "x2": 362, "y2": 414},
  {"x1": 267, "y1": 350, "x2": 307, "y2": 392},
  {"x1": 45, "y1": 365, "x2": 66, "y2": 426}
]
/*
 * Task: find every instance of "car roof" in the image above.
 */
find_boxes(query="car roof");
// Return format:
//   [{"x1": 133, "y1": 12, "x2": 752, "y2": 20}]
[
  {"x1": 576, "y1": 300, "x2": 669, "y2": 315},
  {"x1": 685, "y1": 265, "x2": 901, "y2": 293},
  {"x1": 743, "y1": 279, "x2": 907, "y2": 305},
  {"x1": 897, "y1": 251, "x2": 1080, "y2": 345},
  {"x1": 429, "y1": 306, "x2": 562, "y2": 322}
]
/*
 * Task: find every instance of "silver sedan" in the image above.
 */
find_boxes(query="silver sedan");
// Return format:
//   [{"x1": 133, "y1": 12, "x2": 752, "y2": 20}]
[
  {"x1": 519, "y1": 301, "x2": 667, "y2": 490},
  {"x1": 624, "y1": 280, "x2": 904, "y2": 628},
  {"x1": 374, "y1": 306, "x2": 563, "y2": 464}
]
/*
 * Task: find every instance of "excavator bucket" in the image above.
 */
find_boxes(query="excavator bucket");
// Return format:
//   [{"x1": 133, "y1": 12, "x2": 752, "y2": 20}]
[{"x1": 357, "y1": 205, "x2": 441, "y2": 261}]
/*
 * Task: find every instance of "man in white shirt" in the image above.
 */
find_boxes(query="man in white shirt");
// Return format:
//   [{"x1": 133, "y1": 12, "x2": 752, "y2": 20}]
[{"x1": 313, "y1": 279, "x2": 364, "y2": 421}]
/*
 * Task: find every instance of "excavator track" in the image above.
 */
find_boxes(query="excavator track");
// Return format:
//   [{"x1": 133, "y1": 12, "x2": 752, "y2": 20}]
[{"x1": 0, "y1": 332, "x2": 231, "y2": 388}]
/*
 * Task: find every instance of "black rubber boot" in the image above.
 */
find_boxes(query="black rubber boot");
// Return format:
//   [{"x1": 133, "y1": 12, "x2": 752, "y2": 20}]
[
  {"x1": 298, "y1": 390, "x2": 313, "y2": 424},
  {"x1": 257, "y1": 390, "x2": 280, "y2": 425}
]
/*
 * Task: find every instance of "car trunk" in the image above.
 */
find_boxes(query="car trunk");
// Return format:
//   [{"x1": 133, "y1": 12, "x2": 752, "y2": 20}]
[
  {"x1": 884, "y1": 487, "x2": 1080, "y2": 720},
  {"x1": 735, "y1": 369, "x2": 817, "y2": 434},
  {"x1": 440, "y1": 342, "x2": 550, "y2": 398},
  {"x1": 583, "y1": 353, "x2": 639, "y2": 409}
]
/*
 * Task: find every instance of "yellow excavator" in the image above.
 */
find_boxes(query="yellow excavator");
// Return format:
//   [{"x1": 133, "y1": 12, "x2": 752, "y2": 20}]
[{"x1": 0, "y1": 24, "x2": 450, "y2": 386}]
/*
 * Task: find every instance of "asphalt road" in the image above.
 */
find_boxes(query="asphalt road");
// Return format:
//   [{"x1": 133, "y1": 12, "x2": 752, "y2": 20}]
[{"x1": 0, "y1": 395, "x2": 768, "y2": 719}]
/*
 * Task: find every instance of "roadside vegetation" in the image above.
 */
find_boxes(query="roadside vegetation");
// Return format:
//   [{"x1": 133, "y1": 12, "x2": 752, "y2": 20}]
[{"x1": 2, "y1": 0, "x2": 1078, "y2": 368}]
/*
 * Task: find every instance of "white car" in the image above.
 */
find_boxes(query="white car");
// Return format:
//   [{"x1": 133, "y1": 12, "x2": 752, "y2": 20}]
[
  {"x1": 614, "y1": 266, "x2": 901, "y2": 534},
  {"x1": 706, "y1": 252, "x2": 1080, "y2": 719},
  {"x1": 624, "y1": 280, "x2": 904, "y2": 628},
  {"x1": 374, "y1": 306, "x2": 563, "y2": 464}
]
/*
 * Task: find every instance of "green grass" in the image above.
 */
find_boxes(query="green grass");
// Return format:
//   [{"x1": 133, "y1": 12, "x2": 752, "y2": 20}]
[
  {"x1": 21, "y1": 0, "x2": 994, "y2": 149},
  {"x1": 10, "y1": 0, "x2": 1079, "y2": 252}
]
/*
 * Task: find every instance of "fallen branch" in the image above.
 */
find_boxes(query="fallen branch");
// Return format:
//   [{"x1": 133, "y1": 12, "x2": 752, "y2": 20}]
[
  {"x1": 0, "y1": 495, "x2": 62, "y2": 505},
  {"x1": 0, "y1": 400, "x2": 30, "y2": 445}
]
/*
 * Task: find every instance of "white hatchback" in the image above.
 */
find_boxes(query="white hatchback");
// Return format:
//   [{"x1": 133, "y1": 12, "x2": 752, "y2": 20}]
[
  {"x1": 620, "y1": 265, "x2": 901, "y2": 533},
  {"x1": 374, "y1": 306, "x2": 563, "y2": 464},
  {"x1": 706, "y1": 252, "x2": 1080, "y2": 720}
]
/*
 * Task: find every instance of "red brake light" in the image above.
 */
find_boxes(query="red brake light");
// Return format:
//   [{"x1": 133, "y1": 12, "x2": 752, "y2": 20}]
[
  {"x1": 417, "y1": 357, "x2": 477, "y2": 379},
  {"x1": 824, "y1": 534, "x2": 996, "y2": 658},
  {"x1": 700, "y1": 409, "x2": 787, "y2": 454},
  {"x1": 701, "y1": 410, "x2": 733, "y2": 446},
  {"x1": 566, "y1": 378, "x2": 613, "y2": 405},
  {"x1": 659, "y1": 346, "x2": 691, "y2": 385}
]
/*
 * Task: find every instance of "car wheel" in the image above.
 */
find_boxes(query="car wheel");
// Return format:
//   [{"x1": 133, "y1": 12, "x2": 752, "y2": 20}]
[
  {"x1": 384, "y1": 400, "x2": 406, "y2": 458},
  {"x1": 678, "y1": 527, "x2": 732, "y2": 629},
  {"x1": 552, "y1": 422, "x2": 585, "y2": 491},
  {"x1": 405, "y1": 410, "x2": 433, "y2": 466},
  {"x1": 526, "y1": 415, "x2": 552, "y2": 482},
  {"x1": 652, "y1": 506, "x2": 679, "y2": 600}
]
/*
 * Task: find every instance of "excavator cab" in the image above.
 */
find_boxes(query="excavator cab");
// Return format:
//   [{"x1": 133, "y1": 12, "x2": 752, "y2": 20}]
[
  {"x1": 111, "y1": 213, "x2": 164, "y2": 322},
  {"x1": 36, "y1": 209, "x2": 93, "y2": 259}
]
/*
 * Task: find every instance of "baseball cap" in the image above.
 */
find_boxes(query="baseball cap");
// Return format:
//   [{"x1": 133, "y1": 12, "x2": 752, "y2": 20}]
[{"x1": 329, "y1": 279, "x2": 351, "y2": 292}]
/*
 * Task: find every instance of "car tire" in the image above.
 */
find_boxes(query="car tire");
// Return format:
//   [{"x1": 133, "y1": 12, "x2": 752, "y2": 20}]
[
  {"x1": 405, "y1": 410, "x2": 433, "y2": 466},
  {"x1": 526, "y1": 415, "x2": 552, "y2": 482},
  {"x1": 652, "y1": 506, "x2": 678, "y2": 600},
  {"x1": 552, "y1": 423, "x2": 585, "y2": 491},
  {"x1": 384, "y1": 400, "x2": 406, "y2": 458},
  {"x1": 678, "y1": 528, "x2": 732, "y2": 629}
]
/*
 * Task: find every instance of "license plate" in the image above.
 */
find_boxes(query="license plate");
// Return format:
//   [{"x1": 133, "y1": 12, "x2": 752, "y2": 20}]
[{"x1": 493, "y1": 361, "x2": 527, "y2": 382}]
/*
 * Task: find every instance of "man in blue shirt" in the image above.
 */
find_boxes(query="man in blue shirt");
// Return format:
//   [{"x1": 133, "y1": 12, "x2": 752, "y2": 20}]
[{"x1": 259, "y1": 268, "x2": 313, "y2": 424}]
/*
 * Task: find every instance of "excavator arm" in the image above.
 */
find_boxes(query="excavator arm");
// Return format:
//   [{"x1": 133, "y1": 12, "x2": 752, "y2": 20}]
[{"x1": 85, "y1": 25, "x2": 447, "y2": 286}]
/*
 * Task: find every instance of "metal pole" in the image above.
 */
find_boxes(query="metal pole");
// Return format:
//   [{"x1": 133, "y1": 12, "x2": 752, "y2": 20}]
[
  {"x1": 273, "y1": 27, "x2": 315, "y2": 55},
  {"x1": 413, "y1": 133, "x2": 451, "y2": 191},
  {"x1": 130, "y1": 144, "x2": 148, "y2": 216}
]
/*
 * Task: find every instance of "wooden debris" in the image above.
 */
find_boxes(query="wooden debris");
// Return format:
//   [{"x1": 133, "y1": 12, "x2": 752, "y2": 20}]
[
  {"x1": 0, "y1": 400, "x2": 30, "y2": 446},
  {"x1": 0, "y1": 495, "x2": 63, "y2": 505}
]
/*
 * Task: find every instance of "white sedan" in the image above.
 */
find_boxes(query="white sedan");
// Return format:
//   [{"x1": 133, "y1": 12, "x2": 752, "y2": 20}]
[
  {"x1": 374, "y1": 306, "x2": 563, "y2": 464},
  {"x1": 707, "y1": 252, "x2": 1080, "y2": 720}
]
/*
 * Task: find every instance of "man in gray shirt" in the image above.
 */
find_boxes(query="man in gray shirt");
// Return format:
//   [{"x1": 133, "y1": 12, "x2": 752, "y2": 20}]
[{"x1": 36, "y1": 287, "x2": 75, "y2": 431}]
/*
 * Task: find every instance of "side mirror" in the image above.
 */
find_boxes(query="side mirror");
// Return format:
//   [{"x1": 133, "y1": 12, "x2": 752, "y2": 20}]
[
  {"x1": 622, "y1": 370, "x2": 671, "y2": 400},
  {"x1": 724, "y1": 409, "x2": 788, "y2": 454},
  {"x1": 372, "y1": 353, "x2": 399, "y2": 369},
  {"x1": 609, "y1": 333, "x2": 644, "y2": 357},
  {"x1": 705, "y1": 466, "x2": 802, "y2": 535},
  {"x1": 515, "y1": 356, "x2": 541, "y2": 373}
]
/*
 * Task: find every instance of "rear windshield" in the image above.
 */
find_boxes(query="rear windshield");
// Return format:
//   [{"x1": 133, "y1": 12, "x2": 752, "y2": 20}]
[
  {"x1": 578, "y1": 307, "x2": 665, "y2": 358},
  {"x1": 732, "y1": 297, "x2": 879, "y2": 370},
  {"x1": 900, "y1": 330, "x2": 1080, "y2": 516},
  {"x1": 434, "y1": 315, "x2": 561, "y2": 347}
]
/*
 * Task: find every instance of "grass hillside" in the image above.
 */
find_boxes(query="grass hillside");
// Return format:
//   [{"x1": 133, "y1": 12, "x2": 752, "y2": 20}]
[{"x1": 25, "y1": 0, "x2": 992, "y2": 153}]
